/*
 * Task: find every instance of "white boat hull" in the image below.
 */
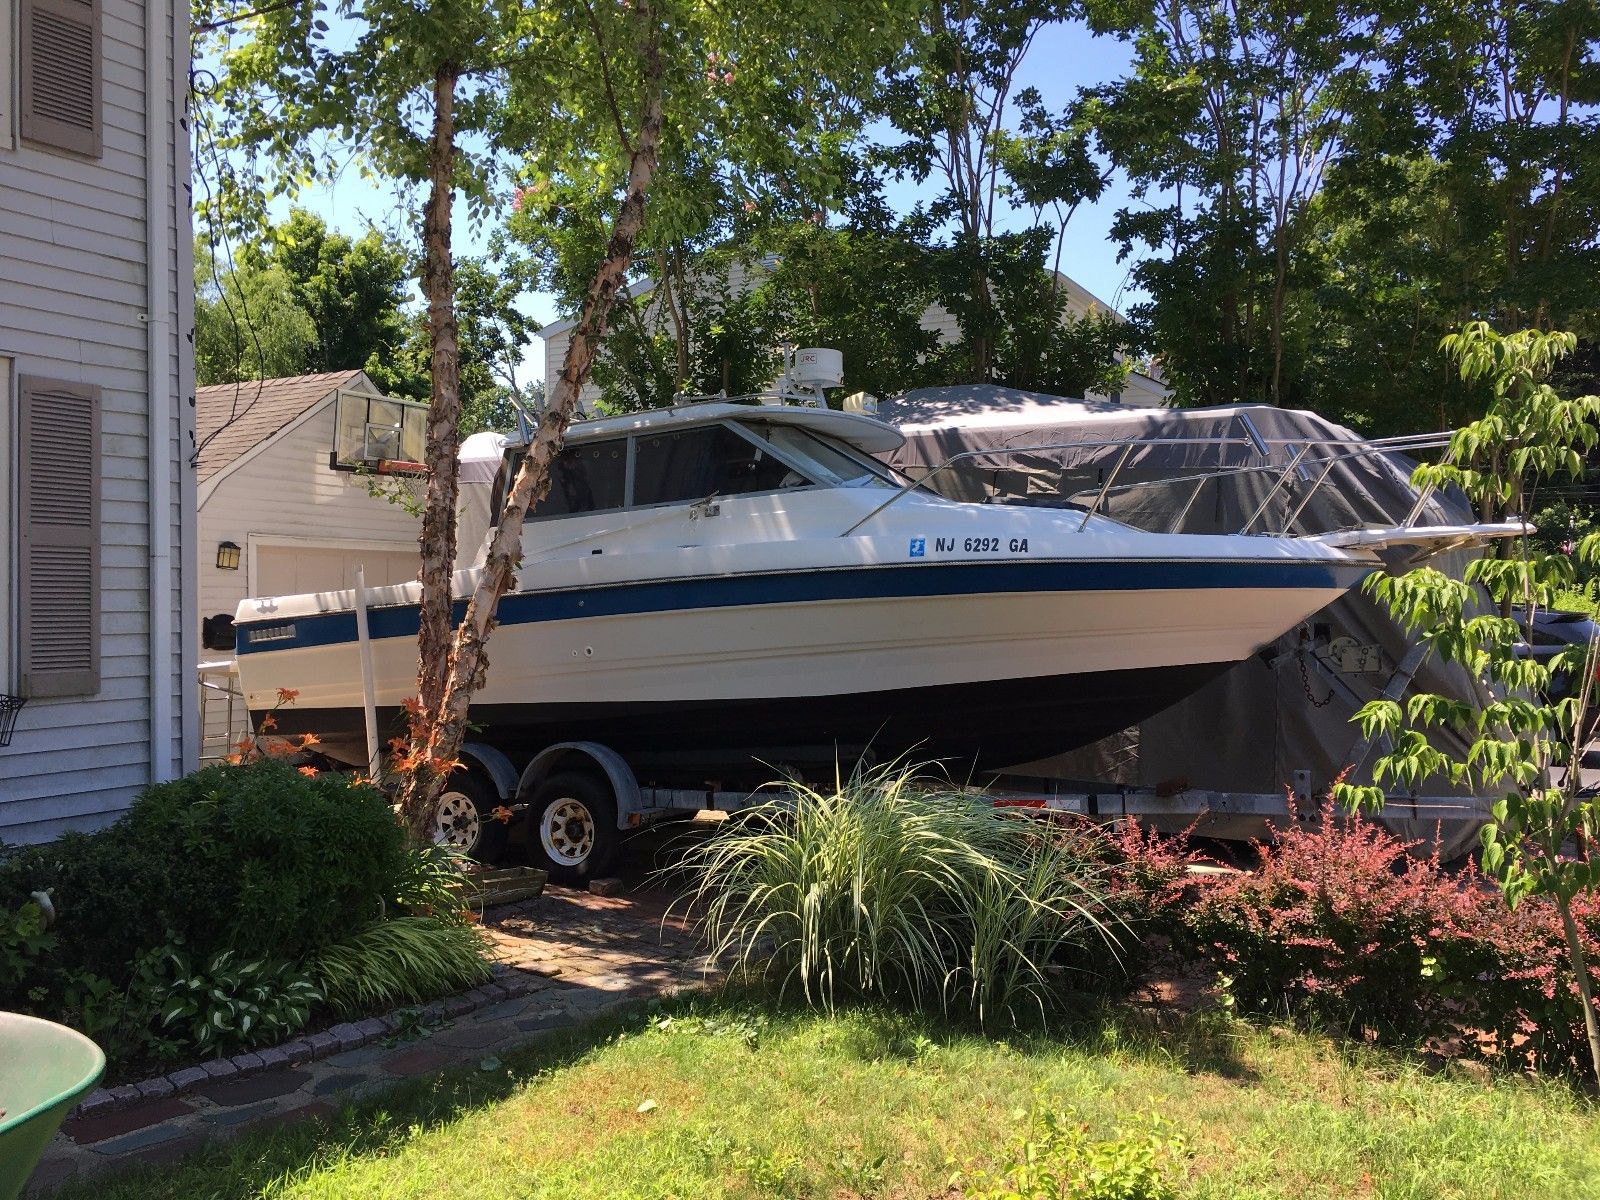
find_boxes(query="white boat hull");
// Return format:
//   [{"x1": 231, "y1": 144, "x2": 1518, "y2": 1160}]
[{"x1": 237, "y1": 551, "x2": 1362, "y2": 778}]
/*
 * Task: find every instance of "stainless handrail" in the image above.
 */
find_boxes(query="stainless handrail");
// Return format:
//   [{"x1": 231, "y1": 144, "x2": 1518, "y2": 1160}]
[
  {"x1": 1079, "y1": 444, "x2": 1133, "y2": 532},
  {"x1": 1240, "y1": 446, "x2": 1311, "y2": 533},
  {"x1": 837, "y1": 436, "x2": 1264, "y2": 537},
  {"x1": 839, "y1": 429, "x2": 1458, "y2": 538}
]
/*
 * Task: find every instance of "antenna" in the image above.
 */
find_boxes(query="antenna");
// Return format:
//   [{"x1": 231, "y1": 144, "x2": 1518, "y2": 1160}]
[{"x1": 769, "y1": 346, "x2": 844, "y2": 407}]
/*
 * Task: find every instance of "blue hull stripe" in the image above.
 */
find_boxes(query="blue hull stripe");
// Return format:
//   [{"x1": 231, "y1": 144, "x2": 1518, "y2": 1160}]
[{"x1": 235, "y1": 557, "x2": 1365, "y2": 656}]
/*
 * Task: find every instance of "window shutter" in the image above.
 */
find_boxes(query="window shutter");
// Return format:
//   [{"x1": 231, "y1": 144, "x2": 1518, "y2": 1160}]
[
  {"x1": 19, "y1": 377, "x2": 101, "y2": 698},
  {"x1": 19, "y1": 0, "x2": 102, "y2": 158}
]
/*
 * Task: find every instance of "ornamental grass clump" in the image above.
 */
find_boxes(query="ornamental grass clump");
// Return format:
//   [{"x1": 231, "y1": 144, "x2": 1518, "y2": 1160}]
[
  {"x1": 679, "y1": 764, "x2": 1121, "y2": 1027},
  {"x1": 309, "y1": 916, "x2": 493, "y2": 1015}
]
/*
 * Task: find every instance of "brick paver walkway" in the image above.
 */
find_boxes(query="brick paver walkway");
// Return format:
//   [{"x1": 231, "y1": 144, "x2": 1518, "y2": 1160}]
[{"x1": 26, "y1": 884, "x2": 709, "y2": 1196}]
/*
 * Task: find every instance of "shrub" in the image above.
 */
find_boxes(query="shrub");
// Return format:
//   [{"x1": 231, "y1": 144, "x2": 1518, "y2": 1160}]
[
  {"x1": 1181, "y1": 801, "x2": 1469, "y2": 1039},
  {"x1": 0, "y1": 759, "x2": 409, "y2": 984},
  {"x1": 1447, "y1": 889, "x2": 1600, "y2": 1078},
  {"x1": 309, "y1": 916, "x2": 493, "y2": 1014},
  {"x1": 678, "y1": 765, "x2": 1121, "y2": 1026},
  {"x1": 0, "y1": 896, "x2": 54, "y2": 1007},
  {"x1": 1131, "y1": 802, "x2": 1600, "y2": 1079}
]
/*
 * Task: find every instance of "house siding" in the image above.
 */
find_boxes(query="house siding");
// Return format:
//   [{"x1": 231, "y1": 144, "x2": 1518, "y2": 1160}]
[
  {"x1": 0, "y1": 0, "x2": 193, "y2": 843},
  {"x1": 197, "y1": 395, "x2": 422, "y2": 756}
]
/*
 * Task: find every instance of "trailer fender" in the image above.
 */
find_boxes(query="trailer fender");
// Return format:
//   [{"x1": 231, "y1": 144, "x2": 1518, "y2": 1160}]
[
  {"x1": 518, "y1": 742, "x2": 641, "y2": 830},
  {"x1": 457, "y1": 743, "x2": 520, "y2": 802}
]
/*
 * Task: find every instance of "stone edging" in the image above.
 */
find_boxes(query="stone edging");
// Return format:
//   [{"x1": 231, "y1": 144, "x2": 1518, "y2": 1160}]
[{"x1": 70, "y1": 964, "x2": 533, "y2": 1120}]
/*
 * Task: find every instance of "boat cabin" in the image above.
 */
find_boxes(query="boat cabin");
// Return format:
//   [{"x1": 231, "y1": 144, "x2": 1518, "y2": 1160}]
[{"x1": 493, "y1": 403, "x2": 906, "y2": 532}]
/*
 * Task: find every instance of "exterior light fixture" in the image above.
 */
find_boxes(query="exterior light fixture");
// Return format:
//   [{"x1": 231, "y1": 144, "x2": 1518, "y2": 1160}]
[{"x1": 216, "y1": 541, "x2": 241, "y2": 571}]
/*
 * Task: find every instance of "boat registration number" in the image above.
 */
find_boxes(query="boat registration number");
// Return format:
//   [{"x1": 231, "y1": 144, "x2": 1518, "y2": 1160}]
[{"x1": 910, "y1": 536, "x2": 1029, "y2": 556}]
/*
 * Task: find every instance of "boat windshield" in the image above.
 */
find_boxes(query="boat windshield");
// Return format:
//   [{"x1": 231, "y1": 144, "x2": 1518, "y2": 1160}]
[{"x1": 739, "y1": 422, "x2": 898, "y2": 489}]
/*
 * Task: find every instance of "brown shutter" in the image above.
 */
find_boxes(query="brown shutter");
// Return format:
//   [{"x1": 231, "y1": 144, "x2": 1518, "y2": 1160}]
[
  {"x1": 19, "y1": 377, "x2": 101, "y2": 698},
  {"x1": 19, "y1": 0, "x2": 102, "y2": 158}
]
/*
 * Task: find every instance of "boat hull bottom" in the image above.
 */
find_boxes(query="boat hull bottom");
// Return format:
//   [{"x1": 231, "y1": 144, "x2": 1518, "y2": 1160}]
[{"x1": 270, "y1": 660, "x2": 1233, "y2": 785}]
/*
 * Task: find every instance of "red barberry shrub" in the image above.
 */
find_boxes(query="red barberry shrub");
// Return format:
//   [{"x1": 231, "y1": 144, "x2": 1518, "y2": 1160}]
[
  {"x1": 1182, "y1": 800, "x2": 1476, "y2": 1040},
  {"x1": 1447, "y1": 886, "x2": 1600, "y2": 1078},
  {"x1": 1176, "y1": 799, "x2": 1600, "y2": 1081}
]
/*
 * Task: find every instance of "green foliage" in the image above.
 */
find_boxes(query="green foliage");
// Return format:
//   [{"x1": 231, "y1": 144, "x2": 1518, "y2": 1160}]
[
  {"x1": 1083, "y1": 2, "x2": 1600, "y2": 428},
  {"x1": 194, "y1": 254, "x2": 319, "y2": 385},
  {"x1": 1339, "y1": 323, "x2": 1600, "y2": 1080},
  {"x1": 309, "y1": 917, "x2": 492, "y2": 1016},
  {"x1": 1529, "y1": 500, "x2": 1600, "y2": 562},
  {"x1": 145, "y1": 944, "x2": 322, "y2": 1060},
  {"x1": 749, "y1": 222, "x2": 941, "y2": 399},
  {"x1": 0, "y1": 760, "x2": 409, "y2": 985},
  {"x1": 0, "y1": 897, "x2": 54, "y2": 1006},
  {"x1": 0, "y1": 765, "x2": 495, "y2": 1074},
  {"x1": 195, "y1": 208, "x2": 413, "y2": 388},
  {"x1": 964, "y1": 1103, "x2": 1187, "y2": 1200},
  {"x1": 369, "y1": 252, "x2": 543, "y2": 434},
  {"x1": 678, "y1": 764, "x2": 1121, "y2": 1027}
]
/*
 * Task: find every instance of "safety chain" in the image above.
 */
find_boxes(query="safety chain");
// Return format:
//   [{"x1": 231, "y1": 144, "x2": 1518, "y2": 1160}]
[{"x1": 1297, "y1": 649, "x2": 1337, "y2": 708}]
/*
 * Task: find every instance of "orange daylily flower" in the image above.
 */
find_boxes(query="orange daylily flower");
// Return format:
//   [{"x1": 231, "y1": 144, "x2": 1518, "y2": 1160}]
[
  {"x1": 297, "y1": 765, "x2": 319, "y2": 778},
  {"x1": 276, "y1": 687, "x2": 301, "y2": 704}
]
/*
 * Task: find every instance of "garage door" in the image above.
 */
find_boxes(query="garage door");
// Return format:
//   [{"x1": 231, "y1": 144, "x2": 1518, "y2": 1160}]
[{"x1": 255, "y1": 545, "x2": 418, "y2": 598}]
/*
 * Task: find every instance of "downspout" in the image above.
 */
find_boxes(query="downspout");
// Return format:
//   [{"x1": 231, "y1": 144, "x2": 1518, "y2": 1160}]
[
  {"x1": 174, "y1": 0, "x2": 197, "y2": 772},
  {"x1": 145, "y1": 0, "x2": 174, "y2": 781}
]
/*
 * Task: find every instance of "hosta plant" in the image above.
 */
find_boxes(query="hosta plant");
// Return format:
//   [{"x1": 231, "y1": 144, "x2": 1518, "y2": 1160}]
[{"x1": 145, "y1": 943, "x2": 321, "y2": 1059}]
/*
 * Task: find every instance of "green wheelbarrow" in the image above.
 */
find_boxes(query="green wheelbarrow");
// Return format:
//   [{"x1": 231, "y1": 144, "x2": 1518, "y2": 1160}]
[{"x1": 0, "y1": 1013, "x2": 105, "y2": 1200}]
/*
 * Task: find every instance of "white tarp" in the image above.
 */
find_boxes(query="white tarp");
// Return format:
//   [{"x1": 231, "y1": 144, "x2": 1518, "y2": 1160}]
[
  {"x1": 456, "y1": 430, "x2": 509, "y2": 566},
  {"x1": 879, "y1": 386, "x2": 1492, "y2": 857}
]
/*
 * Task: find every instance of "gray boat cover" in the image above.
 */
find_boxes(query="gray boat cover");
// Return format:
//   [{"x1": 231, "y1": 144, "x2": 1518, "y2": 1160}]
[{"x1": 879, "y1": 385, "x2": 1492, "y2": 857}]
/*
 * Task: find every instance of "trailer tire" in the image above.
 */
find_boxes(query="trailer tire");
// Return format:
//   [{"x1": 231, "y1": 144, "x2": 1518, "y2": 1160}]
[
  {"x1": 527, "y1": 771, "x2": 618, "y2": 884},
  {"x1": 431, "y1": 770, "x2": 509, "y2": 864}
]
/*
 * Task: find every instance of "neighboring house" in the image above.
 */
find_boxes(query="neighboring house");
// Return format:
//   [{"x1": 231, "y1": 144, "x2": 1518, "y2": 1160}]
[
  {"x1": 195, "y1": 371, "x2": 426, "y2": 757},
  {"x1": 539, "y1": 259, "x2": 1170, "y2": 409},
  {"x1": 0, "y1": 0, "x2": 194, "y2": 843}
]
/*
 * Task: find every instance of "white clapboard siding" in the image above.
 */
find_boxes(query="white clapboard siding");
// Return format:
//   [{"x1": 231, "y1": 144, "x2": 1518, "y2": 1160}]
[
  {"x1": 0, "y1": 0, "x2": 194, "y2": 845},
  {"x1": 197, "y1": 396, "x2": 423, "y2": 756}
]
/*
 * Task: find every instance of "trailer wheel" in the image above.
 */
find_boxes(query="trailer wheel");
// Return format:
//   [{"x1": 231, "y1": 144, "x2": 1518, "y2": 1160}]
[
  {"x1": 528, "y1": 771, "x2": 618, "y2": 884},
  {"x1": 431, "y1": 770, "x2": 509, "y2": 863}
]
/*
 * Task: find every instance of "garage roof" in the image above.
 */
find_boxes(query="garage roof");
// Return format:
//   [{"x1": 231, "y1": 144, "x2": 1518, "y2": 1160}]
[{"x1": 194, "y1": 369, "x2": 366, "y2": 481}]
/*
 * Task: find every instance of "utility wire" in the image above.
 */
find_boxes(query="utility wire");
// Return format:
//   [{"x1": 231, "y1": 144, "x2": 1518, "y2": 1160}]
[
  {"x1": 189, "y1": 65, "x2": 274, "y2": 468},
  {"x1": 195, "y1": 0, "x2": 301, "y2": 34}
]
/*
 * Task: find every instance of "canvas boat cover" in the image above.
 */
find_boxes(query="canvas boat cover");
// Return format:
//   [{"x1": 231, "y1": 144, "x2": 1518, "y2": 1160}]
[{"x1": 878, "y1": 385, "x2": 1492, "y2": 857}]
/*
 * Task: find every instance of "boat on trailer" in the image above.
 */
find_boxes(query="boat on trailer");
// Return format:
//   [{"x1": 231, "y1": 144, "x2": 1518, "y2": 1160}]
[{"x1": 231, "y1": 388, "x2": 1480, "y2": 788}]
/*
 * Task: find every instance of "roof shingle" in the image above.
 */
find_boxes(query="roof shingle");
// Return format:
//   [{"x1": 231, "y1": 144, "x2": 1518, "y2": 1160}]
[{"x1": 194, "y1": 370, "x2": 366, "y2": 480}]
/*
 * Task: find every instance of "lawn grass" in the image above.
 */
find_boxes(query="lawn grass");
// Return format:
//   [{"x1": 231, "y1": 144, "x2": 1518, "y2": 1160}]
[{"x1": 54, "y1": 995, "x2": 1598, "y2": 1200}]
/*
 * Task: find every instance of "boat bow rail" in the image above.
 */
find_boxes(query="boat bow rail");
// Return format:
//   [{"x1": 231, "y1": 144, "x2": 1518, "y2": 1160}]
[{"x1": 841, "y1": 429, "x2": 1524, "y2": 551}]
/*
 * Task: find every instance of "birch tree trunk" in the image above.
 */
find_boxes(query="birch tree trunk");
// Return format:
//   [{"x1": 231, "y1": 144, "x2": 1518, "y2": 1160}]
[
  {"x1": 396, "y1": 14, "x2": 665, "y2": 828},
  {"x1": 398, "y1": 63, "x2": 464, "y2": 837}
]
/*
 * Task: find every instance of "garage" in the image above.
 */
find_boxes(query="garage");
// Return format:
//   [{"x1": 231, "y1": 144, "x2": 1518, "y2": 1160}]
[{"x1": 253, "y1": 542, "x2": 419, "y2": 598}]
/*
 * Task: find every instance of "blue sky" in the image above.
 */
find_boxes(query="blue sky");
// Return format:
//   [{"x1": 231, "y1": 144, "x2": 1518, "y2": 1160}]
[{"x1": 255, "y1": 18, "x2": 1148, "y2": 383}]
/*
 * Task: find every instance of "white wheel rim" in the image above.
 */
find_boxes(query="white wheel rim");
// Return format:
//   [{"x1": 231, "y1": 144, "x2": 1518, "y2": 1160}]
[
  {"x1": 540, "y1": 797, "x2": 595, "y2": 867},
  {"x1": 433, "y1": 790, "x2": 481, "y2": 851}
]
